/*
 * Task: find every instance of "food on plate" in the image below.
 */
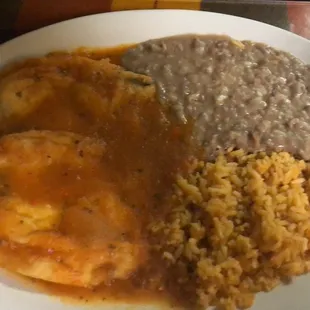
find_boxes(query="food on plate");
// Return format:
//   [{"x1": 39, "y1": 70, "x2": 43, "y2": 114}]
[
  {"x1": 123, "y1": 35, "x2": 310, "y2": 160},
  {"x1": 150, "y1": 150, "x2": 310, "y2": 309},
  {"x1": 0, "y1": 55, "x2": 154, "y2": 133},
  {"x1": 0, "y1": 130, "x2": 145, "y2": 287},
  {"x1": 0, "y1": 34, "x2": 310, "y2": 310}
]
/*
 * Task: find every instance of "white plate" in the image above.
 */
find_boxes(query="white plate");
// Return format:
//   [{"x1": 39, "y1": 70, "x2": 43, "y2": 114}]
[{"x1": 0, "y1": 9, "x2": 310, "y2": 310}]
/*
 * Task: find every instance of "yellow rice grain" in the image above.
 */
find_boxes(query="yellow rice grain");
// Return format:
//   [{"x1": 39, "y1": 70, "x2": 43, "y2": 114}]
[{"x1": 150, "y1": 151, "x2": 310, "y2": 310}]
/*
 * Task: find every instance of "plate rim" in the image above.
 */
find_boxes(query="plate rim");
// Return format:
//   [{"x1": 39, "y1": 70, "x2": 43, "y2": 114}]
[{"x1": 1, "y1": 9, "x2": 309, "y2": 50}]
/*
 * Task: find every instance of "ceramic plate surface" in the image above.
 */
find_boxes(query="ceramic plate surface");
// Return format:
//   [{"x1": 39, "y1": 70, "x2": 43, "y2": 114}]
[{"x1": 0, "y1": 9, "x2": 310, "y2": 310}]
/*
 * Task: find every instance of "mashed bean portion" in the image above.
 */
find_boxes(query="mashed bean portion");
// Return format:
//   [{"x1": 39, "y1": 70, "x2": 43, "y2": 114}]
[
  {"x1": 123, "y1": 35, "x2": 310, "y2": 160},
  {"x1": 150, "y1": 151, "x2": 310, "y2": 310}
]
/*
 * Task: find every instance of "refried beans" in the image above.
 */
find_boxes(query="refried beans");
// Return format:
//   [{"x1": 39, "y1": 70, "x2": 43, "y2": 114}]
[{"x1": 122, "y1": 35, "x2": 310, "y2": 160}]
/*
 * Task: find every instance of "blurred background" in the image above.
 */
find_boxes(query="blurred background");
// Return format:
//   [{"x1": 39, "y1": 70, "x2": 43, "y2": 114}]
[{"x1": 0, "y1": 0, "x2": 309, "y2": 43}]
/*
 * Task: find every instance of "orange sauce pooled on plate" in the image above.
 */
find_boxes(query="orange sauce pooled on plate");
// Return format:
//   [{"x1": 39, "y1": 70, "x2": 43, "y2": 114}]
[{"x1": 0, "y1": 44, "x2": 193, "y2": 308}]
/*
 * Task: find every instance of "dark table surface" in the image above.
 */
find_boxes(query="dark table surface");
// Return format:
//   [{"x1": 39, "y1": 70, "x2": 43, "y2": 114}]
[{"x1": 0, "y1": 0, "x2": 310, "y2": 44}]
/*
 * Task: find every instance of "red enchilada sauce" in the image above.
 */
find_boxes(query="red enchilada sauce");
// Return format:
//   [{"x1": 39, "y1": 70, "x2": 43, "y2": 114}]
[{"x1": 0, "y1": 45, "x2": 194, "y2": 308}]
